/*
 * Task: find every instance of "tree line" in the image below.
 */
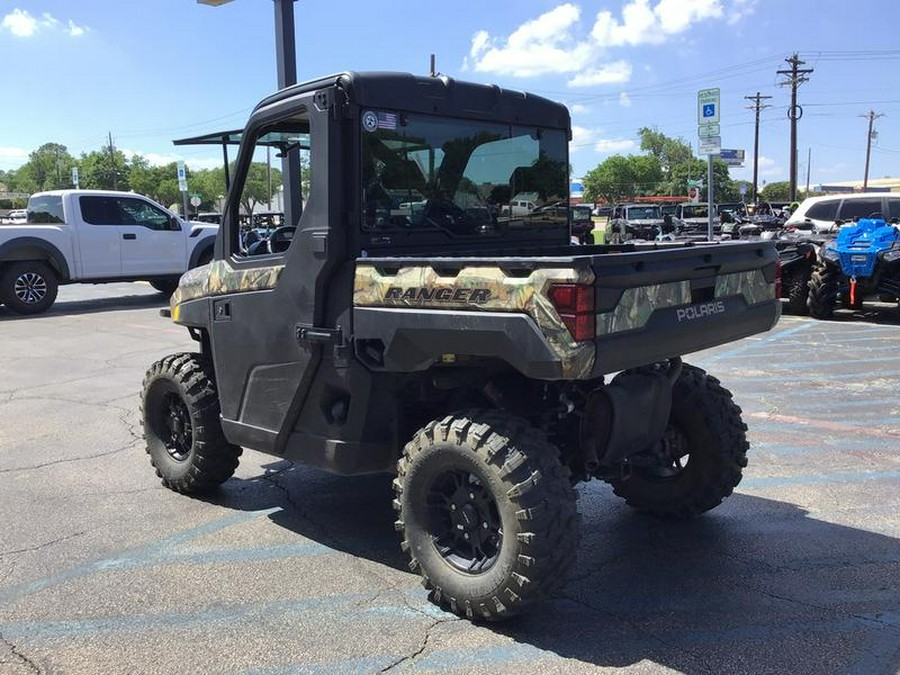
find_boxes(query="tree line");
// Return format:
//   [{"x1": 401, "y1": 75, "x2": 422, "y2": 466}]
[
  {"x1": 582, "y1": 128, "x2": 797, "y2": 204},
  {"x1": 0, "y1": 142, "x2": 283, "y2": 216}
]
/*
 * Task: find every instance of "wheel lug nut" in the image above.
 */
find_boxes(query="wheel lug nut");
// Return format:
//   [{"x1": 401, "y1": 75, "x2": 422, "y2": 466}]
[
  {"x1": 482, "y1": 522, "x2": 488, "y2": 529},
  {"x1": 451, "y1": 504, "x2": 457, "y2": 511},
  {"x1": 463, "y1": 533, "x2": 469, "y2": 540},
  {"x1": 469, "y1": 493, "x2": 475, "y2": 499}
]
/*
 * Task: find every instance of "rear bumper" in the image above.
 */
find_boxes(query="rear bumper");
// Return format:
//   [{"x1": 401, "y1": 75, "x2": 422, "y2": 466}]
[{"x1": 592, "y1": 297, "x2": 780, "y2": 376}]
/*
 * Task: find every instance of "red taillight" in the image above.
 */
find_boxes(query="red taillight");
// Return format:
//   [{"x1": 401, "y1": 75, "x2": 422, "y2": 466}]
[{"x1": 548, "y1": 283, "x2": 595, "y2": 342}]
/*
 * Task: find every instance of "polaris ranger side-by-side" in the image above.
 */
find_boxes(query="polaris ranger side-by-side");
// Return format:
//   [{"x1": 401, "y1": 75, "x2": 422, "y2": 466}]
[{"x1": 141, "y1": 72, "x2": 780, "y2": 621}]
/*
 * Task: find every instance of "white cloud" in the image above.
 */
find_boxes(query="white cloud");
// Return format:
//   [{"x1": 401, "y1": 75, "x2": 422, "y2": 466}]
[
  {"x1": 567, "y1": 60, "x2": 633, "y2": 87},
  {"x1": 1, "y1": 9, "x2": 88, "y2": 38},
  {"x1": 467, "y1": 1, "x2": 738, "y2": 83},
  {"x1": 592, "y1": 0, "x2": 723, "y2": 47},
  {"x1": 595, "y1": 138, "x2": 636, "y2": 153},
  {"x1": 570, "y1": 103, "x2": 590, "y2": 115},
  {"x1": 571, "y1": 125, "x2": 597, "y2": 149},
  {"x1": 468, "y1": 4, "x2": 596, "y2": 77},
  {"x1": 726, "y1": 0, "x2": 757, "y2": 25},
  {"x1": 0, "y1": 146, "x2": 29, "y2": 171},
  {"x1": 755, "y1": 155, "x2": 782, "y2": 177},
  {"x1": 619, "y1": 91, "x2": 632, "y2": 107}
]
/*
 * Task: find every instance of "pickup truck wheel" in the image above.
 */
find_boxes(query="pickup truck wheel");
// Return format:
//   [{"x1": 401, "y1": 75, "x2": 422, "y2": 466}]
[
  {"x1": 150, "y1": 279, "x2": 179, "y2": 295},
  {"x1": 609, "y1": 364, "x2": 748, "y2": 519},
  {"x1": 394, "y1": 411, "x2": 579, "y2": 621},
  {"x1": 141, "y1": 353, "x2": 241, "y2": 494},
  {"x1": 808, "y1": 265, "x2": 840, "y2": 319},
  {"x1": 784, "y1": 269, "x2": 811, "y2": 314},
  {"x1": 0, "y1": 261, "x2": 58, "y2": 315}
]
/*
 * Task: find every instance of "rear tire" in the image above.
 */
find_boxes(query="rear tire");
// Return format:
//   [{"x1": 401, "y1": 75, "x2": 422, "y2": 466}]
[
  {"x1": 141, "y1": 353, "x2": 241, "y2": 494},
  {"x1": 784, "y1": 269, "x2": 811, "y2": 315},
  {"x1": 808, "y1": 265, "x2": 840, "y2": 319},
  {"x1": 608, "y1": 364, "x2": 748, "y2": 519},
  {"x1": 394, "y1": 411, "x2": 579, "y2": 621},
  {"x1": 0, "y1": 261, "x2": 59, "y2": 315}
]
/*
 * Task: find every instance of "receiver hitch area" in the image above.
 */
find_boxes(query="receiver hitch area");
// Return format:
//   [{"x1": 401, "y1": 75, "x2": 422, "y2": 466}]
[{"x1": 580, "y1": 358, "x2": 682, "y2": 472}]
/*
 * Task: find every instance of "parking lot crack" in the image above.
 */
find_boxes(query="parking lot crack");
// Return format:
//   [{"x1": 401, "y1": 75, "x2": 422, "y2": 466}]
[
  {"x1": 261, "y1": 466, "x2": 330, "y2": 542},
  {"x1": 0, "y1": 439, "x2": 140, "y2": 474},
  {"x1": 379, "y1": 614, "x2": 457, "y2": 673},
  {"x1": 0, "y1": 530, "x2": 87, "y2": 560},
  {"x1": 0, "y1": 631, "x2": 41, "y2": 673}
]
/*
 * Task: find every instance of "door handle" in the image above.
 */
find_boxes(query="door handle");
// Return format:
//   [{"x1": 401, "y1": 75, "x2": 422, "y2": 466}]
[{"x1": 123, "y1": 233, "x2": 137, "y2": 240}]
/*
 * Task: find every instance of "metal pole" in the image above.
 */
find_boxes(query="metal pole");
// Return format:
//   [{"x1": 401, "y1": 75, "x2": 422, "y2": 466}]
[
  {"x1": 805, "y1": 147, "x2": 811, "y2": 196},
  {"x1": 707, "y1": 154, "x2": 714, "y2": 240},
  {"x1": 274, "y1": 0, "x2": 301, "y2": 225}
]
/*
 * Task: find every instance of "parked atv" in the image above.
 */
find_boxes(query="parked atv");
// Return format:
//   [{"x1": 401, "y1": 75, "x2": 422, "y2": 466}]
[
  {"x1": 808, "y1": 218, "x2": 900, "y2": 319},
  {"x1": 774, "y1": 236, "x2": 822, "y2": 314}
]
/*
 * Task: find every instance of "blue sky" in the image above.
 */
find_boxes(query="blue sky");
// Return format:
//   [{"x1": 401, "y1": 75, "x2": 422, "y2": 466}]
[{"x1": 2, "y1": 0, "x2": 899, "y2": 190}]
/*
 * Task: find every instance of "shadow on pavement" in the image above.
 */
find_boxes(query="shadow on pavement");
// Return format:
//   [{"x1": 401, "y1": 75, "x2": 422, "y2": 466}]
[
  {"x1": 210, "y1": 461, "x2": 900, "y2": 674},
  {"x1": 0, "y1": 290, "x2": 167, "y2": 321}
]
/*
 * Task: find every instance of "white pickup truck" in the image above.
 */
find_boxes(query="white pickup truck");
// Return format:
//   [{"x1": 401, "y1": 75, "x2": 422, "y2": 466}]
[{"x1": 0, "y1": 189, "x2": 218, "y2": 314}]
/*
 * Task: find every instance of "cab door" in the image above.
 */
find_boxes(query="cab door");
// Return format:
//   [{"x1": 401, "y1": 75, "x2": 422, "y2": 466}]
[
  {"x1": 74, "y1": 195, "x2": 123, "y2": 278},
  {"x1": 116, "y1": 196, "x2": 186, "y2": 275}
]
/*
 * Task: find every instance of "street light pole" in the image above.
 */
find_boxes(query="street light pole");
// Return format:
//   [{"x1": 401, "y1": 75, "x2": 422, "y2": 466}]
[{"x1": 197, "y1": 0, "x2": 300, "y2": 225}]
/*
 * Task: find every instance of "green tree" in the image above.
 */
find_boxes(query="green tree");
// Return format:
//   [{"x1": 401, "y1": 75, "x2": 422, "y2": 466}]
[
  {"x1": 582, "y1": 154, "x2": 663, "y2": 203},
  {"x1": 16, "y1": 143, "x2": 76, "y2": 192},
  {"x1": 759, "y1": 181, "x2": 792, "y2": 201},
  {"x1": 639, "y1": 127, "x2": 694, "y2": 183},
  {"x1": 239, "y1": 162, "x2": 282, "y2": 217},
  {"x1": 79, "y1": 144, "x2": 129, "y2": 190},
  {"x1": 669, "y1": 158, "x2": 738, "y2": 202}
]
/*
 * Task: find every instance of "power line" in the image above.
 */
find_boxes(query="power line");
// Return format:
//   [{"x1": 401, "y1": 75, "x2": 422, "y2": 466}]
[{"x1": 777, "y1": 53, "x2": 813, "y2": 201}]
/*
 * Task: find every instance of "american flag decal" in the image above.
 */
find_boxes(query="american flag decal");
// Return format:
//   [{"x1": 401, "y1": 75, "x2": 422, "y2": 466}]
[{"x1": 376, "y1": 112, "x2": 398, "y2": 130}]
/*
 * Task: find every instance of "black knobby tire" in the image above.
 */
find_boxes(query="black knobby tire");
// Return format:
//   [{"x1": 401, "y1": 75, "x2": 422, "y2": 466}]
[
  {"x1": 608, "y1": 364, "x2": 748, "y2": 519},
  {"x1": 0, "y1": 261, "x2": 59, "y2": 315},
  {"x1": 784, "y1": 269, "x2": 811, "y2": 315},
  {"x1": 808, "y1": 265, "x2": 840, "y2": 319},
  {"x1": 150, "y1": 279, "x2": 179, "y2": 295},
  {"x1": 141, "y1": 353, "x2": 241, "y2": 494},
  {"x1": 394, "y1": 411, "x2": 579, "y2": 621}
]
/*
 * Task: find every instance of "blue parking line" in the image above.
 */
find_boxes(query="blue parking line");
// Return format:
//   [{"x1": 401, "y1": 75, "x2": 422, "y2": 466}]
[
  {"x1": 741, "y1": 469, "x2": 900, "y2": 489},
  {"x1": 704, "y1": 322, "x2": 813, "y2": 363},
  {"x1": 0, "y1": 507, "x2": 282, "y2": 605}
]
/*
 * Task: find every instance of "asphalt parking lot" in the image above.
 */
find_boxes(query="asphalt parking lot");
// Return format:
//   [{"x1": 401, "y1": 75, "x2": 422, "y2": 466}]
[{"x1": 1, "y1": 283, "x2": 898, "y2": 675}]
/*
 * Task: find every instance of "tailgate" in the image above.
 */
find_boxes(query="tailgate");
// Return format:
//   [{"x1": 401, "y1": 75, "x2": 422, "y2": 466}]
[{"x1": 588, "y1": 240, "x2": 779, "y2": 375}]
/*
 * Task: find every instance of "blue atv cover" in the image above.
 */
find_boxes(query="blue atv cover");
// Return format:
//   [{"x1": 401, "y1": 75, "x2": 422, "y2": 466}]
[{"x1": 827, "y1": 218, "x2": 900, "y2": 279}]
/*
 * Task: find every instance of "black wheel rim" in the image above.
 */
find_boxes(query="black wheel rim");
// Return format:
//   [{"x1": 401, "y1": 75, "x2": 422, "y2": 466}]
[
  {"x1": 161, "y1": 392, "x2": 193, "y2": 461},
  {"x1": 14, "y1": 271, "x2": 47, "y2": 305},
  {"x1": 636, "y1": 425, "x2": 690, "y2": 480},
  {"x1": 426, "y1": 469, "x2": 502, "y2": 574}
]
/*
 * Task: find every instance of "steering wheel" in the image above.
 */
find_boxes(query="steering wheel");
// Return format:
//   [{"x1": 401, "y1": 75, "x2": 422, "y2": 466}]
[
  {"x1": 867, "y1": 211, "x2": 885, "y2": 220},
  {"x1": 267, "y1": 226, "x2": 296, "y2": 254}
]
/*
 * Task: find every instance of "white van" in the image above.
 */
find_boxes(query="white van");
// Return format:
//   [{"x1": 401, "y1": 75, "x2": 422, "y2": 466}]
[{"x1": 786, "y1": 193, "x2": 900, "y2": 233}]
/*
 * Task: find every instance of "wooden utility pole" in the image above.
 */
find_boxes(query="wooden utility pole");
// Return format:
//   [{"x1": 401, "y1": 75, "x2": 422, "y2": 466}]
[
  {"x1": 744, "y1": 92, "x2": 772, "y2": 204},
  {"x1": 777, "y1": 54, "x2": 813, "y2": 202},
  {"x1": 108, "y1": 131, "x2": 118, "y2": 190},
  {"x1": 862, "y1": 109, "x2": 884, "y2": 191}
]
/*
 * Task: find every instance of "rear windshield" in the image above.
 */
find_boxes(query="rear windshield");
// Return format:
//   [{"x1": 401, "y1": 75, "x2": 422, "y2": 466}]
[
  {"x1": 626, "y1": 206, "x2": 661, "y2": 219},
  {"x1": 360, "y1": 111, "x2": 568, "y2": 241},
  {"x1": 680, "y1": 205, "x2": 709, "y2": 219},
  {"x1": 26, "y1": 195, "x2": 65, "y2": 224}
]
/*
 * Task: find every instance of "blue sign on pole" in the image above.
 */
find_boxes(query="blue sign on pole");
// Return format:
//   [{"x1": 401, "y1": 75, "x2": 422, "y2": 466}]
[{"x1": 703, "y1": 104, "x2": 716, "y2": 118}]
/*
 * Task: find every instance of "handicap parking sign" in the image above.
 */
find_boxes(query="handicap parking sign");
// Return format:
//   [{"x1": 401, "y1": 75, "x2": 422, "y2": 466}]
[{"x1": 703, "y1": 103, "x2": 716, "y2": 118}]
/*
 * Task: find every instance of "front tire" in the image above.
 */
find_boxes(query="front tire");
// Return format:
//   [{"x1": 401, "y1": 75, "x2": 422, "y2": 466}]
[
  {"x1": 608, "y1": 364, "x2": 748, "y2": 519},
  {"x1": 150, "y1": 279, "x2": 179, "y2": 295},
  {"x1": 395, "y1": 411, "x2": 579, "y2": 621},
  {"x1": 0, "y1": 261, "x2": 59, "y2": 315},
  {"x1": 808, "y1": 265, "x2": 840, "y2": 319},
  {"x1": 141, "y1": 353, "x2": 241, "y2": 494}
]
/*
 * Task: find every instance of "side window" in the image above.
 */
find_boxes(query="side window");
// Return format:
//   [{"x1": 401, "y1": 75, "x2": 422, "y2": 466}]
[
  {"x1": 804, "y1": 200, "x2": 839, "y2": 222},
  {"x1": 887, "y1": 197, "x2": 900, "y2": 221},
  {"x1": 117, "y1": 198, "x2": 174, "y2": 230},
  {"x1": 26, "y1": 195, "x2": 64, "y2": 224},
  {"x1": 79, "y1": 196, "x2": 119, "y2": 225},
  {"x1": 232, "y1": 111, "x2": 311, "y2": 258},
  {"x1": 838, "y1": 198, "x2": 883, "y2": 221}
]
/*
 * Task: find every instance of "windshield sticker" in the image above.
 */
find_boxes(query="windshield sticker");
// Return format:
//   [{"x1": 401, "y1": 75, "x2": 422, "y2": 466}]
[{"x1": 361, "y1": 111, "x2": 378, "y2": 133}]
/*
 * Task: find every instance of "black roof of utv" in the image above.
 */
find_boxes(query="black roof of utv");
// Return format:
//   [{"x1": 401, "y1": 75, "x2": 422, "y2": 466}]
[{"x1": 253, "y1": 71, "x2": 571, "y2": 131}]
